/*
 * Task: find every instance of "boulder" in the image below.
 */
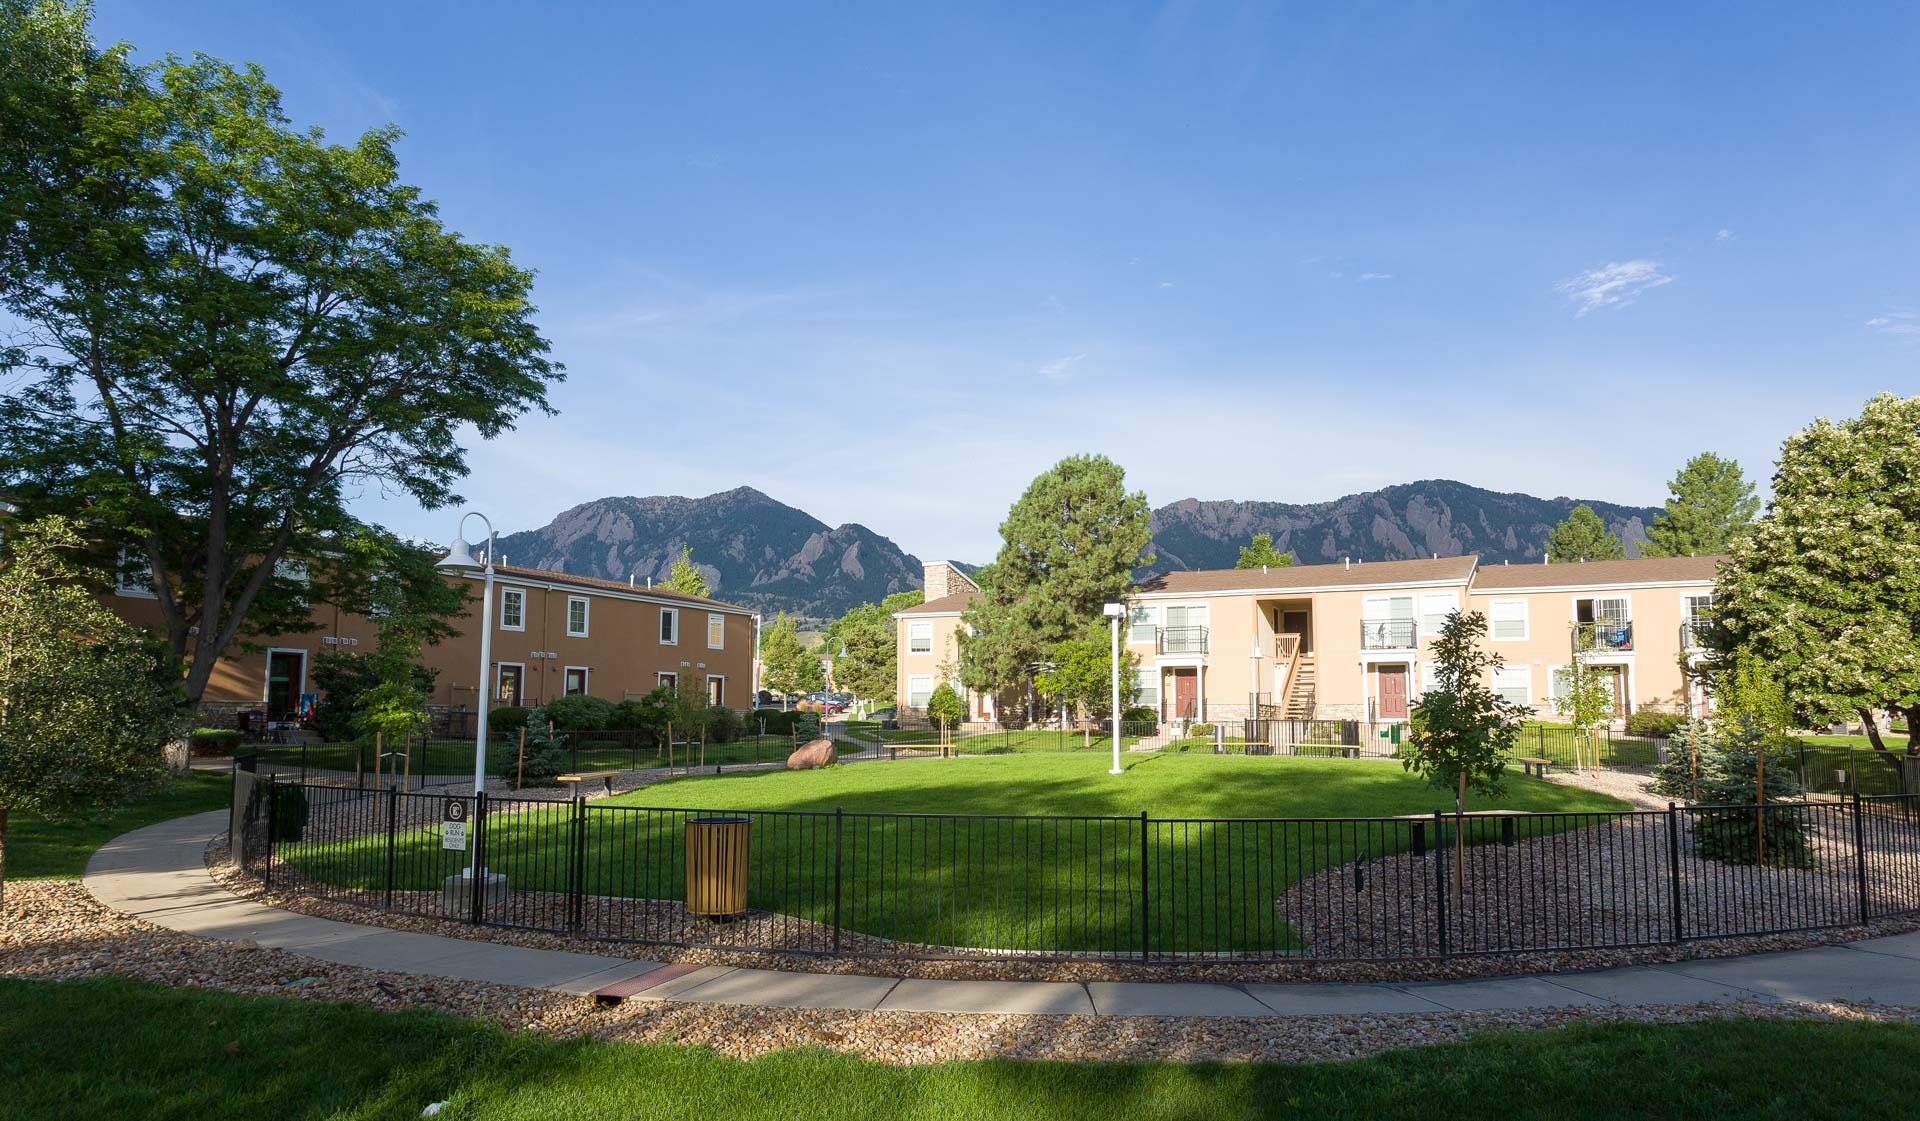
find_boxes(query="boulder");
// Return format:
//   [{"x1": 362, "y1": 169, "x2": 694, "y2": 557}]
[{"x1": 786, "y1": 738, "x2": 836, "y2": 770}]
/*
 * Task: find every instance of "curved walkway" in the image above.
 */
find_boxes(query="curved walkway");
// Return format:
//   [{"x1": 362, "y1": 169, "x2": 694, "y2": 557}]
[{"x1": 85, "y1": 810, "x2": 1920, "y2": 1019}]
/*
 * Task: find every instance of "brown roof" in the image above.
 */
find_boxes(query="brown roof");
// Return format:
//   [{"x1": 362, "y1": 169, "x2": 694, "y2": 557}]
[
  {"x1": 481, "y1": 563, "x2": 754, "y2": 614},
  {"x1": 1132, "y1": 555, "x2": 1478, "y2": 596},
  {"x1": 1469, "y1": 555, "x2": 1724, "y2": 590},
  {"x1": 895, "y1": 590, "x2": 981, "y2": 616}
]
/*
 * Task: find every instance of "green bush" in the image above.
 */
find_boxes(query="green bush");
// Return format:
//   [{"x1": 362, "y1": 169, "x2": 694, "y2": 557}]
[
  {"x1": 1122, "y1": 706, "x2": 1158, "y2": 724},
  {"x1": 706, "y1": 705, "x2": 743, "y2": 744},
  {"x1": 1189, "y1": 722, "x2": 1217, "y2": 738},
  {"x1": 270, "y1": 783, "x2": 308, "y2": 841},
  {"x1": 188, "y1": 727, "x2": 242, "y2": 756},
  {"x1": 1626, "y1": 710, "x2": 1684, "y2": 738},
  {"x1": 496, "y1": 708, "x2": 570, "y2": 787},
  {"x1": 753, "y1": 709, "x2": 799, "y2": 736},
  {"x1": 488, "y1": 705, "x2": 530, "y2": 733},
  {"x1": 540, "y1": 694, "x2": 614, "y2": 731}
]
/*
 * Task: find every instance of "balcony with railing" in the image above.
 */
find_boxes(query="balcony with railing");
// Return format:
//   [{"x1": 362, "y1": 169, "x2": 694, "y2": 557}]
[
  {"x1": 1573, "y1": 619, "x2": 1635, "y2": 654},
  {"x1": 1359, "y1": 619, "x2": 1418, "y2": 650},
  {"x1": 1158, "y1": 626, "x2": 1209, "y2": 655},
  {"x1": 1679, "y1": 618, "x2": 1712, "y2": 650}
]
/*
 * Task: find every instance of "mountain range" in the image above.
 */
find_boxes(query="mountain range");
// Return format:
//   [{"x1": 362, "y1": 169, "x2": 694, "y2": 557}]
[{"x1": 496, "y1": 482, "x2": 1659, "y2": 625}]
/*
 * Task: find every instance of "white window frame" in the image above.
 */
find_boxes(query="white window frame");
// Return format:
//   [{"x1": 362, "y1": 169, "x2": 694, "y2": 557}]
[
  {"x1": 660, "y1": 607, "x2": 679, "y2": 646},
  {"x1": 1493, "y1": 665, "x2": 1532, "y2": 708},
  {"x1": 563, "y1": 665, "x2": 590, "y2": 696},
  {"x1": 263, "y1": 646, "x2": 308, "y2": 703},
  {"x1": 115, "y1": 545, "x2": 156, "y2": 599},
  {"x1": 1489, "y1": 598, "x2": 1529, "y2": 642},
  {"x1": 566, "y1": 595, "x2": 590, "y2": 638},
  {"x1": 499, "y1": 587, "x2": 526, "y2": 632},
  {"x1": 908, "y1": 620, "x2": 933, "y2": 655},
  {"x1": 1418, "y1": 591, "x2": 1458, "y2": 638},
  {"x1": 1681, "y1": 592, "x2": 1714, "y2": 648},
  {"x1": 707, "y1": 674, "x2": 726, "y2": 706},
  {"x1": 1418, "y1": 660, "x2": 1441, "y2": 698},
  {"x1": 495, "y1": 661, "x2": 527, "y2": 705},
  {"x1": 1572, "y1": 593, "x2": 1632, "y2": 626},
  {"x1": 276, "y1": 557, "x2": 310, "y2": 608},
  {"x1": 656, "y1": 671, "x2": 678, "y2": 690},
  {"x1": 907, "y1": 674, "x2": 935, "y2": 709},
  {"x1": 1127, "y1": 604, "x2": 1159, "y2": 647},
  {"x1": 1134, "y1": 667, "x2": 1159, "y2": 707},
  {"x1": 706, "y1": 613, "x2": 725, "y2": 650}
]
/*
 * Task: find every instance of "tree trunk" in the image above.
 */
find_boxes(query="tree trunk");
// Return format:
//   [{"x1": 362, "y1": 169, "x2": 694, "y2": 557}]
[
  {"x1": 0, "y1": 803, "x2": 9, "y2": 906},
  {"x1": 1861, "y1": 707, "x2": 1908, "y2": 795},
  {"x1": 1906, "y1": 706, "x2": 1920, "y2": 753}
]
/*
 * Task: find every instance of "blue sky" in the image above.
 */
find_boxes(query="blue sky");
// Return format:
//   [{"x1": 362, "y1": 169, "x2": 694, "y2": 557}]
[{"x1": 96, "y1": 2, "x2": 1920, "y2": 563}]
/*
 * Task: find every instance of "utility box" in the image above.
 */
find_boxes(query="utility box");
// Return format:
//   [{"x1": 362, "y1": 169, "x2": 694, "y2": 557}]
[{"x1": 686, "y1": 816, "x2": 752, "y2": 918}]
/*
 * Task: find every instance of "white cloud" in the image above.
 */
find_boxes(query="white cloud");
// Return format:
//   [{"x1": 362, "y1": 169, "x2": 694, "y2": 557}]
[
  {"x1": 1358, "y1": 272, "x2": 1392, "y2": 282},
  {"x1": 1867, "y1": 312, "x2": 1920, "y2": 337},
  {"x1": 1038, "y1": 353, "x2": 1086, "y2": 380},
  {"x1": 1556, "y1": 259, "x2": 1673, "y2": 316},
  {"x1": 1715, "y1": 228, "x2": 1734, "y2": 241},
  {"x1": 1158, "y1": 280, "x2": 1176, "y2": 289}
]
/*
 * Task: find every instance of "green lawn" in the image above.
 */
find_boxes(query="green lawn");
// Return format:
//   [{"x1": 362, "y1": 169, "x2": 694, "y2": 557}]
[
  {"x1": 841, "y1": 723, "x2": 1148, "y2": 753},
  {"x1": 7, "y1": 977, "x2": 1920, "y2": 1120},
  {"x1": 249, "y1": 735, "x2": 832, "y2": 780},
  {"x1": 4, "y1": 771, "x2": 232, "y2": 880},
  {"x1": 281, "y1": 754, "x2": 1625, "y2": 954}
]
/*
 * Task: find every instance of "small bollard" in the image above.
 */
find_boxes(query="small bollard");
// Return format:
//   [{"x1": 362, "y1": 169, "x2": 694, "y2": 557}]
[{"x1": 1411, "y1": 821, "x2": 1426, "y2": 857}]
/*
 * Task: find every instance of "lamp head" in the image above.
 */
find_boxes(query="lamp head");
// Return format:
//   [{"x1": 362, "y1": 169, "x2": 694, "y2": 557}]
[
  {"x1": 437, "y1": 534, "x2": 479, "y2": 570},
  {"x1": 1102, "y1": 602, "x2": 1125, "y2": 618}
]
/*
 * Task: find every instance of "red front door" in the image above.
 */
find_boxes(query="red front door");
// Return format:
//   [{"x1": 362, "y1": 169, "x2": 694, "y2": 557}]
[
  {"x1": 1172, "y1": 670, "x2": 1199, "y2": 718},
  {"x1": 1377, "y1": 665, "x2": 1409, "y2": 720}
]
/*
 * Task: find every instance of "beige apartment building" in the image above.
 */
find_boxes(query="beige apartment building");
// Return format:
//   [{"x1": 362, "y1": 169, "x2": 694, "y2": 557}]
[
  {"x1": 892, "y1": 561, "x2": 995, "y2": 720},
  {"x1": 893, "y1": 554, "x2": 1720, "y2": 726}
]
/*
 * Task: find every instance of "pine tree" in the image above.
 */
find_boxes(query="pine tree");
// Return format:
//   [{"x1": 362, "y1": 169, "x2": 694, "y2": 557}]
[
  {"x1": 661, "y1": 546, "x2": 711, "y2": 598},
  {"x1": 1235, "y1": 533, "x2": 1293, "y2": 569},
  {"x1": 1544, "y1": 504, "x2": 1626, "y2": 562},
  {"x1": 1641, "y1": 453, "x2": 1760, "y2": 557},
  {"x1": 959, "y1": 455, "x2": 1153, "y2": 701}
]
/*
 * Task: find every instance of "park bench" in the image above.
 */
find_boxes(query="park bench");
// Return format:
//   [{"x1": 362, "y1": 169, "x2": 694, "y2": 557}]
[
  {"x1": 1517, "y1": 756, "x2": 1554, "y2": 777},
  {"x1": 557, "y1": 769, "x2": 621, "y2": 797}
]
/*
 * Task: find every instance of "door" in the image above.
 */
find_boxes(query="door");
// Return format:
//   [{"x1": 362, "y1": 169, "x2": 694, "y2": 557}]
[
  {"x1": 1377, "y1": 664, "x2": 1410, "y2": 720},
  {"x1": 1281, "y1": 610, "x2": 1312, "y2": 654},
  {"x1": 265, "y1": 650, "x2": 304, "y2": 721},
  {"x1": 496, "y1": 663, "x2": 525, "y2": 706},
  {"x1": 1172, "y1": 669, "x2": 1199, "y2": 719},
  {"x1": 1599, "y1": 666, "x2": 1628, "y2": 717}
]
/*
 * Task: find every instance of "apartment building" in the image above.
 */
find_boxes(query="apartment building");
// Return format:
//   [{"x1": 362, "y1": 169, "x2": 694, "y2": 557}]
[{"x1": 892, "y1": 561, "x2": 995, "y2": 719}]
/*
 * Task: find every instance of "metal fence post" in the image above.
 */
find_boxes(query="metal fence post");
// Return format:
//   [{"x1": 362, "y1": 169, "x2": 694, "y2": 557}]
[
  {"x1": 1666, "y1": 802, "x2": 1684, "y2": 942},
  {"x1": 384, "y1": 786, "x2": 399, "y2": 910},
  {"x1": 1852, "y1": 792, "x2": 1871, "y2": 925},
  {"x1": 571, "y1": 795, "x2": 588, "y2": 932},
  {"x1": 262, "y1": 776, "x2": 277, "y2": 890},
  {"x1": 469, "y1": 790, "x2": 488, "y2": 926},
  {"x1": 832, "y1": 806, "x2": 845, "y2": 958},
  {"x1": 1432, "y1": 809, "x2": 1448, "y2": 956},
  {"x1": 1139, "y1": 810, "x2": 1151, "y2": 962}
]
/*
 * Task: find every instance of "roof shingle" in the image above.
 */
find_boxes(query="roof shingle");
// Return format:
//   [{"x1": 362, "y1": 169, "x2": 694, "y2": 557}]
[
  {"x1": 1132, "y1": 555, "x2": 1478, "y2": 596},
  {"x1": 1469, "y1": 555, "x2": 1724, "y2": 590}
]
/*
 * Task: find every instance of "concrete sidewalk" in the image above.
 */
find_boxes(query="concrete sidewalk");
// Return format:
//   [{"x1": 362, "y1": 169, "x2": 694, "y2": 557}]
[{"x1": 83, "y1": 811, "x2": 1920, "y2": 1018}]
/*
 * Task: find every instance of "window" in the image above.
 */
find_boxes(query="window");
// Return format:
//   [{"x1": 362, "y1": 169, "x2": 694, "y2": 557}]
[
  {"x1": 1128, "y1": 604, "x2": 1158, "y2": 647},
  {"x1": 1134, "y1": 667, "x2": 1159, "y2": 707},
  {"x1": 1682, "y1": 594, "x2": 1713, "y2": 647},
  {"x1": 660, "y1": 607, "x2": 678, "y2": 645},
  {"x1": 566, "y1": 595, "x2": 589, "y2": 637},
  {"x1": 1419, "y1": 661, "x2": 1441, "y2": 697},
  {"x1": 563, "y1": 666, "x2": 589, "y2": 695},
  {"x1": 907, "y1": 675, "x2": 934, "y2": 709},
  {"x1": 707, "y1": 675, "x2": 725, "y2": 706},
  {"x1": 1489, "y1": 599, "x2": 1529, "y2": 641},
  {"x1": 1493, "y1": 665, "x2": 1532, "y2": 708},
  {"x1": 908, "y1": 620, "x2": 932, "y2": 654},
  {"x1": 707, "y1": 613, "x2": 725, "y2": 650},
  {"x1": 114, "y1": 545, "x2": 156, "y2": 598},
  {"x1": 1419, "y1": 592, "x2": 1458, "y2": 637},
  {"x1": 1576, "y1": 595, "x2": 1630, "y2": 625},
  {"x1": 657, "y1": 671, "x2": 678, "y2": 690},
  {"x1": 276, "y1": 558, "x2": 309, "y2": 607},
  {"x1": 500, "y1": 587, "x2": 525, "y2": 631},
  {"x1": 1362, "y1": 596, "x2": 1415, "y2": 648}
]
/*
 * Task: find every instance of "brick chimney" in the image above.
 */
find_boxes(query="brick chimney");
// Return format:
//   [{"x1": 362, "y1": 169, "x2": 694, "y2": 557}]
[{"x1": 922, "y1": 560, "x2": 977, "y2": 600}]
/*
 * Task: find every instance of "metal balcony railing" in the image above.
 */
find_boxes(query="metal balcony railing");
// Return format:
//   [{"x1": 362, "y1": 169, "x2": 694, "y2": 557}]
[
  {"x1": 1359, "y1": 619, "x2": 1417, "y2": 650},
  {"x1": 1574, "y1": 619, "x2": 1635, "y2": 653},
  {"x1": 1679, "y1": 619, "x2": 1711, "y2": 650},
  {"x1": 1158, "y1": 626, "x2": 1209, "y2": 655}
]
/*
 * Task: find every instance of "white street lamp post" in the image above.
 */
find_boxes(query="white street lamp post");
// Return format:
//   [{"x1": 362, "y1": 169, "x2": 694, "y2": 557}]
[
  {"x1": 438, "y1": 513, "x2": 497, "y2": 890},
  {"x1": 1104, "y1": 603, "x2": 1125, "y2": 775}
]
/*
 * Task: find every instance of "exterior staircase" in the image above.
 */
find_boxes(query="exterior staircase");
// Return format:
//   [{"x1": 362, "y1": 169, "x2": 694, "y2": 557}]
[{"x1": 1283, "y1": 654, "x2": 1317, "y2": 719}]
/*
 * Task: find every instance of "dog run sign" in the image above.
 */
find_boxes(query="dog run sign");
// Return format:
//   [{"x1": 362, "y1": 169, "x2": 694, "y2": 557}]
[{"x1": 442, "y1": 797, "x2": 469, "y2": 851}]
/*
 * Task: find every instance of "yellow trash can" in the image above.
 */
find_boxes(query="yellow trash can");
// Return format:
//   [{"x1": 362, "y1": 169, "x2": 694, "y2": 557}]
[{"x1": 685, "y1": 815, "x2": 752, "y2": 918}]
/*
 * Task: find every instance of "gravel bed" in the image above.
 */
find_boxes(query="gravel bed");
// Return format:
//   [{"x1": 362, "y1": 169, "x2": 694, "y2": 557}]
[{"x1": 15, "y1": 876, "x2": 1920, "y2": 1066}]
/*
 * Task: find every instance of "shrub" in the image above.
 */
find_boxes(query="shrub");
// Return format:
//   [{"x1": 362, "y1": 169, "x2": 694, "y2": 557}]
[
  {"x1": 540, "y1": 694, "x2": 614, "y2": 731},
  {"x1": 753, "y1": 709, "x2": 801, "y2": 736},
  {"x1": 270, "y1": 783, "x2": 309, "y2": 841},
  {"x1": 706, "y1": 705, "x2": 743, "y2": 744},
  {"x1": 926, "y1": 683, "x2": 965, "y2": 729},
  {"x1": 496, "y1": 708, "x2": 570, "y2": 786},
  {"x1": 1626, "y1": 710, "x2": 1685, "y2": 738},
  {"x1": 488, "y1": 705, "x2": 530, "y2": 733},
  {"x1": 1189, "y1": 722, "x2": 1216, "y2": 738},
  {"x1": 793, "y1": 710, "x2": 823, "y2": 741},
  {"x1": 188, "y1": 727, "x2": 243, "y2": 756},
  {"x1": 1122, "y1": 706, "x2": 1158, "y2": 724}
]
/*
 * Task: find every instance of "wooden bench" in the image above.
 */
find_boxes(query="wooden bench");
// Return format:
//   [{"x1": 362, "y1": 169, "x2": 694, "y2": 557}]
[
  {"x1": 557, "y1": 769, "x2": 621, "y2": 796},
  {"x1": 1517, "y1": 756, "x2": 1554, "y2": 777}
]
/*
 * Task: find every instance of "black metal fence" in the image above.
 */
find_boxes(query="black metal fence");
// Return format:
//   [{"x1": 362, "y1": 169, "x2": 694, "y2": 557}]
[{"x1": 236, "y1": 777, "x2": 1920, "y2": 963}]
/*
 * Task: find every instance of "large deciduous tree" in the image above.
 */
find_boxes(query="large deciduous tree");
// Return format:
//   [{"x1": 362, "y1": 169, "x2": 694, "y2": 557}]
[
  {"x1": 826, "y1": 590, "x2": 922, "y2": 706},
  {"x1": 0, "y1": 516, "x2": 185, "y2": 896},
  {"x1": 1641, "y1": 452, "x2": 1760, "y2": 557},
  {"x1": 760, "y1": 612, "x2": 822, "y2": 704},
  {"x1": 1544, "y1": 504, "x2": 1626, "y2": 562},
  {"x1": 1033, "y1": 636, "x2": 1140, "y2": 745},
  {"x1": 959, "y1": 455, "x2": 1153, "y2": 706},
  {"x1": 0, "y1": 2, "x2": 560, "y2": 702},
  {"x1": 1708, "y1": 392, "x2": 1920, "y2": 758}
]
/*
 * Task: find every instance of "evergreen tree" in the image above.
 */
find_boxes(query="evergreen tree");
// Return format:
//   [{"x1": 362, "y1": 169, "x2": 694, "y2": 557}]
[
  {"x1": 1544, "y1": 504, "x2": 1626, "y2": 562},
  {"x1": 1642, "y1": 453, "x2": 1760, "y2": 557},
  {"x1": 959, "y1": 455, "x2": 1153, "y2": 701},
  {"x1": 1235, "y1": 533, "x2": 1293, "y2": 569},
  {"x1": 825, "y1": 590, "x2": 922, "y2": 705},
  {"x1": 661, "y1": 546, "x2": 711, "y2": 598},
  {"x1": 1709, "y1": 393, "x2": 1920, "y2": 757},
  {"x1": 760, "y1": 612, "x2": 822, "y2": 704}
]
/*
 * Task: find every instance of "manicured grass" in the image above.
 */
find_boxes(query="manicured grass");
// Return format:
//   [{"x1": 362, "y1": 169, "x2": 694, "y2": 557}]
[
  {"x1": 250, "y1": 735, "x2": 834, "y2": 780},
  {"x1": 842, "y1": 723, "x2": 1149, "y2": 753},
  {"x1": 7, "y1": 976, "x2": 1920, "y2": 1120},
  {"x1": 4, "y1": 771, "x2": 232, "y2": 880},
  {"x1": 282, "y1": 754, "x2": 1625, "y2": 953}
]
